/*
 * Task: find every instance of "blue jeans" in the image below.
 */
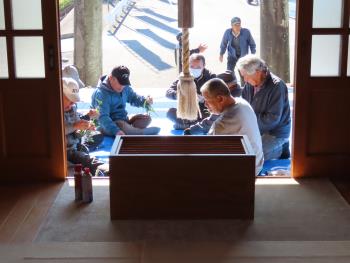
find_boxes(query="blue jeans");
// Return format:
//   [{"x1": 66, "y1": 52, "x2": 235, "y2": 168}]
[
  {"x1": 262, "y1": 134, "x2": 289, "y2": 160},
  {"x1": 227, "y1": 56, "x2": 245, "y2": 86},
  {"x1": 227, "y1": 56, "x2": 238, "y2": 71}
]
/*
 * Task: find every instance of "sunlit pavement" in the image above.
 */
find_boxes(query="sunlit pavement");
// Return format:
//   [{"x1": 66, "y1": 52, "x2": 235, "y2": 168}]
[{"x1": 60, "y1": 0, "x2": 295, "y2": 90}]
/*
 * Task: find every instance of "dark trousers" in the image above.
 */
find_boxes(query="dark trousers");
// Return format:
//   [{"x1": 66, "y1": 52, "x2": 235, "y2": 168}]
[
  {"x1": 82, "y1": 132, "x2": 104, "y2": 151},
  {"x1": 67, "y1": 149, "x2": 97, "y2": 175},
  {"x1": 227, "y1": 56, "x2": 245, "y2": 86},
  {"x1": 167, "y1": 102, "x2": 210, "y2": 123},
  {"x1": 227, "y1": 56, "x2": 238, "y2": 72}
]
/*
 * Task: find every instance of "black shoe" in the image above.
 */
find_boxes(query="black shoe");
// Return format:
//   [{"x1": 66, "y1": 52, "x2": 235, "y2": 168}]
[
  {"x1": 84, "y1": 132, "x2": 104, "y2": 151},
  {"x1": 280, "y1": 141, "x2": 290, "y2": 159},
  {"x1": 77, "y1": 143, "x2": 90, "y2": 154},
  {"x1": 183, "y1": 128, "x2": 192, "y2": 135},
  {"x1": 173, "y1": 121, "x2": 190, "y2": 130},
  {"x1": 89, "y1": 158, "x2": 104, "y2": 176},
  {"x1": 166, "y1": 108, "x2": 178, "y2": 122}
]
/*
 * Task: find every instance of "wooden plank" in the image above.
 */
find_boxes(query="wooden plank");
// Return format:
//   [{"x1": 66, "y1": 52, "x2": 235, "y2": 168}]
[
  {"x1": 11, "y1": 183, "x2": 63, "y2": 243},
  {"x1": 0, "y1": 185, "x2": 39, "y2": 243},
  {"x1": 0, "y1": 187, "x2": 21, "y2": 227},
  {"x1": 331, "y1": 177, "x2": 350, "y2": 205},
  {"x1": 2, "y1": 241, "x2": 350, "y2": 261}
]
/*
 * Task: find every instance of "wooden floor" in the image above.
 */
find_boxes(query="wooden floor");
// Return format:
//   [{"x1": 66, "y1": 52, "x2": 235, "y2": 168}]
[
  {"x1": 0, "y1": 182, "x2": 63, "y2": 244},
  {"x1": 0, "y1": 178, "x2": 350, "y2": 262},
  {"x1": 1, "y1": 241, "x2": 350, "y2": 262},
  {"x1": 331, "y1": 177, "x2": 350, "y2": 205}
]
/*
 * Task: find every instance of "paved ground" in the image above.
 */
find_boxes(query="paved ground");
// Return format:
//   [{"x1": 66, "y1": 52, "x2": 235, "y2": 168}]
[
  {"x1": 63, "y1": 0, "x2": 295, "y2": 171},
  {"x1": 61, "y1": 0, "x2": 295, "y2": 89}
]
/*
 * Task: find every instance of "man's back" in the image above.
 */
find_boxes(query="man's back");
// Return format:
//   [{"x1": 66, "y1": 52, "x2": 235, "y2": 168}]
[{"x1": 209, "y1": 97, "x2": 264, "y2": 175}]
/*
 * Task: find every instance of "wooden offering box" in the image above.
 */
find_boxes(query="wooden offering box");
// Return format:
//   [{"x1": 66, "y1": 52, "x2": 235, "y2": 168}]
[{"x1": 109, "y1": 135, "x2": 255, "y2": 220}]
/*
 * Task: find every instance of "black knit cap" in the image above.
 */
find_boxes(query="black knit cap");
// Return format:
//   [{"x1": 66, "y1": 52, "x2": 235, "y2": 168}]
[
  {"x1": 111, "y1": 65, "x2": 131, "y2": 85},
  {"x1": 217, "y1": 70, "x2": 237, "y2": 84}
]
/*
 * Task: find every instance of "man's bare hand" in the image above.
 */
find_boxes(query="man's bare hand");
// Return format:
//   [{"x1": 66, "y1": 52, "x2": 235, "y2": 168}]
[
  {"x1": 73, "y1": 120, "x2": 90, "y2": 131},
  {"x1": 145, "y1": 95, "x2": 153, "y2": 105},
  {"x1": 116, "y1": 130, "x2": 125, "y2": 136},
  {"x1": 198, "y1": 43, "x2": 208, "y2": 53},
  {"x1": 87, "y1": 109, "x2": 99, "y2": 119}
]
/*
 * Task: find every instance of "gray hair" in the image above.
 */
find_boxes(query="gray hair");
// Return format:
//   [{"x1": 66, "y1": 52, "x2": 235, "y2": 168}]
[
  {"x1": 236, "y1": 54, "x2": 268, "y2": 75},
  {"x1": 200, "y1": 78, "x2": 230, "y2": 98}
]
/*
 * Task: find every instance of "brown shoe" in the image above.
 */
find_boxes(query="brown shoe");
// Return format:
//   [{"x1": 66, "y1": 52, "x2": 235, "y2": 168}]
[{"x1": 129, "y1": 114, "x2": 152, "y2": 129}]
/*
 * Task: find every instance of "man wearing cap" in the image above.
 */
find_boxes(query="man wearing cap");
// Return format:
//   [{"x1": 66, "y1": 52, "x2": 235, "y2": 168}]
[
  {"x1": 219, "y1": 17, "x2": 256, "y2": 74},
  {"x1": 91, "y1": 65, "x2": 160, "y2": 136},
  {"x1": 183, "y1": 70, "x2": 242, "y2": 135},
  {"x1": 63, "y1": 77, "x2": 105, "y2": 176},
  {"x1": 62, "y1": 64, "x2": 103, "y2": 151},
  {"x1": 217, "y1": 70, "x2": 242, "y2": 97}
]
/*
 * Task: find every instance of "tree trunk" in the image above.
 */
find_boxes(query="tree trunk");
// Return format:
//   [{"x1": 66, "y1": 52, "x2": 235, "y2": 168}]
[
  {"x1": 260, "y1": 0, "x2": 290, "y2": 82},
  {"x1": 74, "y1": 0, "x2": 102, "y2": 86}
]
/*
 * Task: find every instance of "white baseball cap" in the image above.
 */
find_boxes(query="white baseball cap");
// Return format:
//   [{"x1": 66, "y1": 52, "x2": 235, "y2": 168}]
[{"x1": 62, "y1": 77, "x2": 80, "y2": 103}]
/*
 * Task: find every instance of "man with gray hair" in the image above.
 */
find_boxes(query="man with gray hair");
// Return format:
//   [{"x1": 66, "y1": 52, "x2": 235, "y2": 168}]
[
  {"x1": 201, "y1": 78, "x2": 264, "y2": 175},
  {"x1": 237, "y1": 54, "x2": 291, "y2": 160}
]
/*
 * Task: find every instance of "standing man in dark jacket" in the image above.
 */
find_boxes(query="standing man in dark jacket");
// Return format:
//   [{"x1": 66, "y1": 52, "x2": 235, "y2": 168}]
[
  {"x1": 219, "y1": 17, "x2": 256, "y2": 74},
  {"x1": 166, "y1": 53, "x2": 216, "y2": 129},
  {"x1": 237, "y1": 55, "x2": 291, "y2": 160}
]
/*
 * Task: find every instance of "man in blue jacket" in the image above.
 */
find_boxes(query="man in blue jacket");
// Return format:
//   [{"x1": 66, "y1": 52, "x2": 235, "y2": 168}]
[
  {"x1": 219, "y1": 17, "x2": 256, "y2": 73},
  {"x1": 91, "y1": 65, "x2": 160, "y2": 136},
  {"x1": 237, "y1": 55, "x2": 291, "y2": 160}
]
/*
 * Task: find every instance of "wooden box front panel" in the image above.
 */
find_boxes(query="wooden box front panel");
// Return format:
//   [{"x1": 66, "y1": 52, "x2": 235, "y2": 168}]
[{"x1": 110, "y1": 136, "x2": 255, "y2": 220}]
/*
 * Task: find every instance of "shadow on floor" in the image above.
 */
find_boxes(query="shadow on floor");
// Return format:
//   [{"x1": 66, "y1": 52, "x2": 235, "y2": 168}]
[
  {"x1": 135, "y1": 7, "x2": 177, "y2": 22},
  {"x1": 120, "y1": 39, "x2": 173, "y2": 71},
  {"x1": 135, "y1": 15, "x2": 180, "y2": 35},
  {"x1": 136, "y1": 28, "x2": 176, "y2": 50}
]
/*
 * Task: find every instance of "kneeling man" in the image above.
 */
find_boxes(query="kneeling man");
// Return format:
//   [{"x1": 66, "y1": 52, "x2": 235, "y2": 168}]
[{"x1": 201, "y1": 78, "x2": 264, "y2": 175}]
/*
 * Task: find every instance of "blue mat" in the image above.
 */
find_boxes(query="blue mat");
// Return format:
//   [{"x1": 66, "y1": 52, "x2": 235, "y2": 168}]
[
  {"x1": 259, "y1": 159, "x2": 291, "y2": 176},
  {"x1": 79, "y1": 87, "x2": 292, "y2": 175},
  {"x1": 90, "y1": 131, "x2": 291, "y2": 176},
  {"x1": 89, "y1": 136, "x2": 115, "y2": 163}
]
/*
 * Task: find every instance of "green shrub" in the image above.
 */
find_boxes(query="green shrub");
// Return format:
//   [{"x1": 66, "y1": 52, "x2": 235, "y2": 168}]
[{"x1": 59, "y1": 0, "x2": 73, "y2": 10}]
